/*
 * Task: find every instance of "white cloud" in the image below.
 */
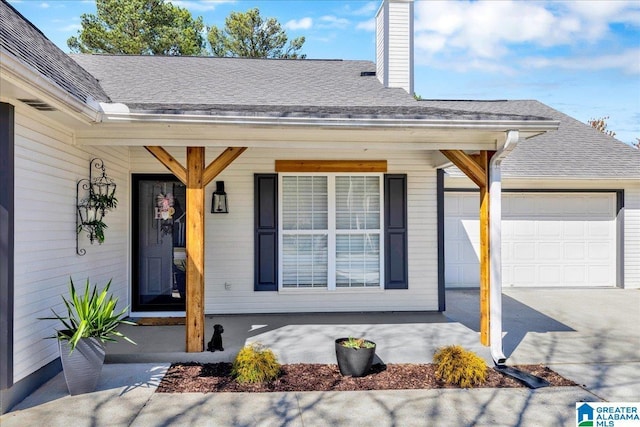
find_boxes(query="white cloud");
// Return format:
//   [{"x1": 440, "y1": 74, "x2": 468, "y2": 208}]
[
  {"x1": 40, "y1": 2, "x2": 50, "y2": 8},
  {"x1": 285, "y1": 17, "x2": 313, "y2": 31},
  {"x1": 59, "y1": 23, "x2": 81, "y2": 32},
  {"x1": 412, "y1": 0, "x2": 640, "y2": 74},
  {"x1": 356, "y1": 18, "x2": 375, "y2": 32},
  {"x1": 350, "y1": 2, "x2": 378, "y2": 17},
  {"x1": 523, "y1": 48, "x2": 640, "y2": 75},
  {"x1": 319, "y1": 15, "x2": 350, "y2": 29}
]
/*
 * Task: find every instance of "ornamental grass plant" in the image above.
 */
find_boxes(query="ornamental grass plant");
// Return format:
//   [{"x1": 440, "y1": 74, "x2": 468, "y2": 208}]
[
  {"x1": 433, "y1": 345, "x2": 487, "y2": 388},
  {"x1": 42, "y1": 278, "x2": 135, "y2": 352},
  {"x1": 232, "y1": 343, "x2": 281, "y2": 384}
]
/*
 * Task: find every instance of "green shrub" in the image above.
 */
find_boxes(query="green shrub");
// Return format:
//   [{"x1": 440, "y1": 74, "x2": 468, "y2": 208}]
[
  {"x1": 340, "y1": 337, "x2": 375, "y2": 349},
  {"x1": 232, "y1": 343, "x2": 281, "y2": 384},
  {"x1": 433, "y1": 345, "x2": 487, "y2": 388}
]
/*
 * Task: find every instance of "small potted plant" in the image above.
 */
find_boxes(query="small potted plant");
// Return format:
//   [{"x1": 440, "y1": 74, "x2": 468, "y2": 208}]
[
  {"x1": 41, "y1": 278, "x2": 135, "y2": 395},
  {"x1": 335, "y1": 336, "x2": 376, "y2": 377}
]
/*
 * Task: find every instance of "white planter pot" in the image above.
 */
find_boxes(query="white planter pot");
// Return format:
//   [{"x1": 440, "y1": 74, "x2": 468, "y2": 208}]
[{"x1": 58, "y1": 337, "x2": 105, "y2": 395}]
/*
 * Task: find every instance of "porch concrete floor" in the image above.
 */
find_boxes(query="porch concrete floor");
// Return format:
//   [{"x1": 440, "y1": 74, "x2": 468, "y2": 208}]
[{"x1": 106, "y1": 288, "x2": 640, "y2": 391}]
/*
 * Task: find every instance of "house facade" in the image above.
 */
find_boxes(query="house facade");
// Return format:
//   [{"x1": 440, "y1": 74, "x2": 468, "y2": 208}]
[{"x1": 1, "y1": 0, "x2": 639, "y2": 413}]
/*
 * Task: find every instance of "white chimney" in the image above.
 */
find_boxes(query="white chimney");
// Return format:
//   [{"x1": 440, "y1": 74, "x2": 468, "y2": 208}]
[{"x1": 376, "y1": 0, "x2": 414, "y2": 95}]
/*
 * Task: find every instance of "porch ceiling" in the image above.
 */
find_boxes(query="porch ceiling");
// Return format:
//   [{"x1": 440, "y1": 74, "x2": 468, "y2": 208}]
[{"x1": 75, "y1": 120, "x2": 555, "y2": 151}]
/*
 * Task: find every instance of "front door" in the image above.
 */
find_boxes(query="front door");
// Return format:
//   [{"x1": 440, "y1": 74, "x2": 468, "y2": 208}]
[{"x1": 133, "y1": 174, "x2": 186, "y2": 311}]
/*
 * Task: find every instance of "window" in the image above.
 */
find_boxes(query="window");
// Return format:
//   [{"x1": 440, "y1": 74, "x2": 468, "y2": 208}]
[{"x1": 279, "y1": 174, "x2": 383, "y2": 290}]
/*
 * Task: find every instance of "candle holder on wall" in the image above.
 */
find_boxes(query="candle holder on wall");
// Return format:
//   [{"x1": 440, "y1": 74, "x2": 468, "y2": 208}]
[{"x1": 76, "y1": 158, "x2": 117, "y2": 255}]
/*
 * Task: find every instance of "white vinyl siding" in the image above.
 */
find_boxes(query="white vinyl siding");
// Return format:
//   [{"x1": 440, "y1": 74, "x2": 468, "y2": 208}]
[
  {"x1": 625, "y1": 185, "x2": 640, "y2": 289},
  {"x1": 130, "y1": 147, "x2": 439, "y2": 313},
  {"x1": 280, "y1": 174, "x2": 383, "y2": 290},
  {"x1": 375, "y1": 0, "x2": 413, "y2": 94},
  {"x1": 12, "y1": 107, "x2": 130, "y2": 382}
]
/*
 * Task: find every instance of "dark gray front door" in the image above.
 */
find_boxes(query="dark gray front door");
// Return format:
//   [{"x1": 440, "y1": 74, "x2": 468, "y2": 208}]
[{"x1": 133, "y1": 174, "x2": 186, "y2": 311}]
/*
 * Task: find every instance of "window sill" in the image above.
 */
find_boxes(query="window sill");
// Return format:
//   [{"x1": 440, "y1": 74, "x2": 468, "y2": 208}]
[{"x1": 278, "y1": 287, "x2": 386, "y2": 294}]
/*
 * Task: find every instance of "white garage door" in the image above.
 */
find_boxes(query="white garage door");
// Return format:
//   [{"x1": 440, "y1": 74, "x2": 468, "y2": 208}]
[{"x1": 445, "y1": 192, "x2": 617, "y2": 288}]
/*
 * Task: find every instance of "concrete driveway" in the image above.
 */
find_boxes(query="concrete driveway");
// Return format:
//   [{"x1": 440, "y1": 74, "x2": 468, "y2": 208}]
[{"x1": 446, "y1": 287, "x2": 640, "y2": 401}]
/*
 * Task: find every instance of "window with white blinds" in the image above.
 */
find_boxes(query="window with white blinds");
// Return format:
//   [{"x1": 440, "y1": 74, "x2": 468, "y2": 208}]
[{"x1": 280, "y1": 174, "x2": 383, "y2": 290}]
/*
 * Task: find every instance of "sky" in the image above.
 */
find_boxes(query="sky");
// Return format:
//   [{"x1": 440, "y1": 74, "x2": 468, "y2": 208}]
[{"x1": 7, "y1": 0, "x2": 640, "y2": 146}]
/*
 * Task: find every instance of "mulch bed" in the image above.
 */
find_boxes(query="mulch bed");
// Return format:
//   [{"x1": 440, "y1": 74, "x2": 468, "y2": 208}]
[{"x1": 156, "y1": 363, "x2": 576, "y2": 393}]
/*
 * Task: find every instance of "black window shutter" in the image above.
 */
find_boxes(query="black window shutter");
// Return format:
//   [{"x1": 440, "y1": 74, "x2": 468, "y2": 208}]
[
  {"x1": 385, "y1": 174, "x2": 408, "y2": 289},
  {"x1": 254, "y1": 174, "x2": 278, "y2": 291}
]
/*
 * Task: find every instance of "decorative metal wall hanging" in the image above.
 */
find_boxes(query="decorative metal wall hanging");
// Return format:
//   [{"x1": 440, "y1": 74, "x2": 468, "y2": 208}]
[{"x1": 76, "y1": 158, "x2": 117, "y2": 255}]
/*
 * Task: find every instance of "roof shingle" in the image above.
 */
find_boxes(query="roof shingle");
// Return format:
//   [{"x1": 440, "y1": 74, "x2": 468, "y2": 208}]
[{"x1": 425, "y1": 100, "x2": 640, "y2": 178}]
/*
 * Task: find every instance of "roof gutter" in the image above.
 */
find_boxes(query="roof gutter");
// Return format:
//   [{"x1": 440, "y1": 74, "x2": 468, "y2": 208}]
[
  {"x1": 489, "y1": 129, "x2": 519, "y2": 366},
  {"x1": 0, "y1": 49, "x2": 103, "y2": 124},
  {"x1": 98, "y1": 109, "x2": 559, "y2": 132}
]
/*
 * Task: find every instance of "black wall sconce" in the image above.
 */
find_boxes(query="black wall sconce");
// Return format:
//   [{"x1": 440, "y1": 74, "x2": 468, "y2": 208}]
[
  {"x1": 211, "y1": 181, "x2": 228, "y2": 213},
  {"x1": 76, "y1": 158, "x2": 117, "y2": 255}
]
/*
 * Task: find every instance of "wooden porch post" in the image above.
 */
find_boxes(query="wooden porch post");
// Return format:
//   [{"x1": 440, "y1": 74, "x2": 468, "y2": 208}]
[
  {"x1": 440, "y1": 149, "x2": 495, "y2": 346},
  {"x1": 186, "y1": 147, "x2": 205, "y2": 352},
  {"x1": 478, "y1": 151, "x2": 493, "y2": 346},
  {"x1": 144, "y1": 146, "x2": 247, "y2": 352}
]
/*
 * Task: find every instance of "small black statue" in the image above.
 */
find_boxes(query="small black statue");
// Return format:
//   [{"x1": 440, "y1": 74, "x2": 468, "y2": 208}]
[{"x1": 207, "y1": 324, "x2": 224, "y2": 352}]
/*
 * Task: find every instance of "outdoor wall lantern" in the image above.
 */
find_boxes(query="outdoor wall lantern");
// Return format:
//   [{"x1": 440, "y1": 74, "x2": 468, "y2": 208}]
[
  {"x1": 211, "y1": 181, "x2": 228, "y2": 214},
  {"x1": 76, "y1": 158, "x2": 117, "y2": 255}
]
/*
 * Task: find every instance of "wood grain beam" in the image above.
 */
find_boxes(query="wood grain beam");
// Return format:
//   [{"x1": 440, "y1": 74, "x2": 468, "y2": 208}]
[
  {"x1": 144, "y1": 146, "x2": 187, "y2": 184},
  {"x1": 440, "y1": 150, "x2": 485, "y2": 188},
  {"x1": 186, "y1": 147, "x2": 205, "y2": 352},
  {"x1": 202, "y1": 147, "x2": 247, "y2": 187},
  {"x1": 275, "y1": 160, "x2": 387, "y2": 173},
  {"x1": 478, "y1": 151, "x2": 494, "y2": 347}
]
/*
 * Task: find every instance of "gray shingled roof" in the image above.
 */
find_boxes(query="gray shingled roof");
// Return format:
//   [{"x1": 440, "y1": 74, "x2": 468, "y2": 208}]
[
  {"x1": 71, "y1": 54, "x2": 554, "y2": 122},
  {"x1": 71, "y1": 54, "x2": 416, "y2": 108},
  {"x1": 0, "y1": 0, "x2": 109, "y2": 104},
  {"x1": 425, "y1": 100, "x2": 640, "y2": 179}
]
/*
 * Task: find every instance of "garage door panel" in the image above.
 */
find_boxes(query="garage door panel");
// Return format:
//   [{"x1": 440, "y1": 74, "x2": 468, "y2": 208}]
[
  {"x1": 564, "y1": 242, "x2": 585, "y2": 259},
  {"x1": 564, "y1": 221, "x2": 586, "y2": 239},
  {"x1": 513, "y1": 221, "x2": 536, "y2": 238},
  {"x1": 511, "y1": 266, "x2": 536, "y2": 285},
  {"x1": 538, "y1": 221, "x2": 562, "y2": 238},
  {"x1": 538, "y1": 242, "x2": 562, "y2": 260},
  {"x1": 588, "y1": 265, "x2": 611, "y2": 285},
  {"x1": 445, "y1": 192, "x2": 616, "y2": 288},
  {"x1": 587, "y1": 241, "x2": 612, "y2": 260},
  {"x1": 564, "y1": 266, "x2": 586, "y2": 284},
  {"x1": 512, "y1": 242, "x2": 534, "y2": 261},
  {"x1": 589, "y1": 221, "x2": 613, "y2": 237},
  {"x1": 507, "y1": 196, "x2": 536, "y2": 215},
  {"x1": 539, "y1": 266, "x2": 563, "y2": 285}
]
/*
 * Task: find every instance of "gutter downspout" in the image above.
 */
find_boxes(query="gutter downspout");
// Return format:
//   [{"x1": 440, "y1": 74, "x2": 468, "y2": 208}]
[{"x1": 489, "y1": 129, "x2": 519, "y2": 366}]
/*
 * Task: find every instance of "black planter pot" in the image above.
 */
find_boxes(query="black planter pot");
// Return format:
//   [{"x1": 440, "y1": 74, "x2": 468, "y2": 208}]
[{"x1": 335, "y1": 338, "x2": 376, "y2": 377}]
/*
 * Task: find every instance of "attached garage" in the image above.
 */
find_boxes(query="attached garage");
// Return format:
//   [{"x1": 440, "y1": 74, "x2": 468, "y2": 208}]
[{"x1": 445, "y1": 191, "x2": 620, "y2": 288}]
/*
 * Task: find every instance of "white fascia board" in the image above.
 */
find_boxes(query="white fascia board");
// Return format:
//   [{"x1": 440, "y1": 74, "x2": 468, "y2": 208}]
[
  {"x1": 99, "y1": 110, "x2": 559, "y2": 132},
  {"x1": 0, "y1": 49, "x2": 102, "y2": 124}
]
